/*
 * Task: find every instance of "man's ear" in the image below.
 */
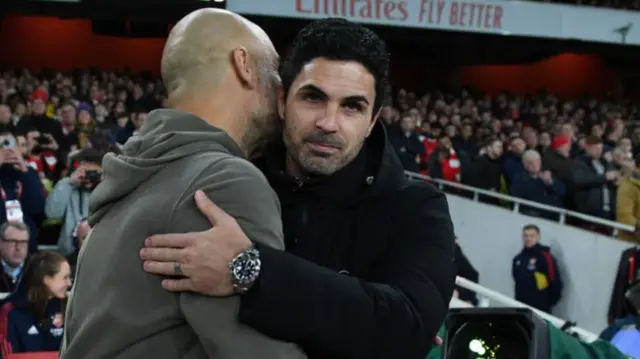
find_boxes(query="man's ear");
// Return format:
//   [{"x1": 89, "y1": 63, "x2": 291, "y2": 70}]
[
  {"x1": 230, "y1": 47, "x2": 257, "y2": 90},
  {"x1": 277, "y1": 87, "x2": 285, "y2": 120},
  {"x1": 366, "y1": 107, "x2": 382, "y2": 137}
]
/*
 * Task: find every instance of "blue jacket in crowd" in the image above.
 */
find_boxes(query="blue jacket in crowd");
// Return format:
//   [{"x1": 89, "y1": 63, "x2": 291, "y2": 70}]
[
  {"x1": 510, "y1": 171, "x2": 565, "y2": 220},
  {"x1": 0, "y1": 166, "x2": 46, "y2": 253},
  {"x1": 503, "y1": 153, "x2": 524, "y2": 183},
  {"x1": 0, "y1": 290, "x2": 65, "y2": 354},
  {"x1": 512, "y1": 243, "x2": 563, "y2": 313}
]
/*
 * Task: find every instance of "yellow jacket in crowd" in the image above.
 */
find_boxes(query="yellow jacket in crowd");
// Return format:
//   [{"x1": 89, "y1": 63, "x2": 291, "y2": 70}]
[{"x1": 616, "y1": 170, "x2": 640, "y2": 243}]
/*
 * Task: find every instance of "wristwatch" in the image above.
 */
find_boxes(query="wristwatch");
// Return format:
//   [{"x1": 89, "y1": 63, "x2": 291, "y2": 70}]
[{"x1": 229, "y1": 247, "x2": 261, "y2": 294}]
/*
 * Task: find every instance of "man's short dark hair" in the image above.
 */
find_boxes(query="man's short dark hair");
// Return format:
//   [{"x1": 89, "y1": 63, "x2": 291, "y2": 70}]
[
  {"x1": 130, "y1": 105, "x2": 147, "y2": 116},
  {"x1": 585, "y1": 135, "x2": 602, "y2": 145},
  {"x1": 522, "y1": 224, "x2": 540, "y2": 233},
  {"x1": 73, "y1": 148, "x2": 105, "y2": 166},
  {"x1": 280, "y1": 18, "x2": 390, "y2": 114}
]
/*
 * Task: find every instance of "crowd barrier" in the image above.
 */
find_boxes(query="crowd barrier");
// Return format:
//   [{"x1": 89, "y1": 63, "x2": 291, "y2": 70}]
[{"x1": 404, "y1": 171, "x2": 634, "y2": 235}]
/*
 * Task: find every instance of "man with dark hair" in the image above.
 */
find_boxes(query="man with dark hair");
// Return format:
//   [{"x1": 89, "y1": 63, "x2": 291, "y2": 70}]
[
  {"x1": 571, "y1": 135, "x2": 620, "y2": 220},
  {"x1": 45, "y1": 148, "x2": 105, "y2": 256},
  {"x1": 512, "y1": 224, "x2": 563, "y2": 313},
  {"x1": 141, "y1": 18, "x2": 456, "y2": 359},
  {"x1": 115, "y1": 105, "x2": 148, "y2": 144},
  {"x1": 387, "y1": 112, "x2": 425, "y2": 172}
]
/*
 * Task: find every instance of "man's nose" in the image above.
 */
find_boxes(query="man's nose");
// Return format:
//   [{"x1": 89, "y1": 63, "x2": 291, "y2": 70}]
[{"x1": 315, "y1": 104, "x2": 340, "y2": 132}]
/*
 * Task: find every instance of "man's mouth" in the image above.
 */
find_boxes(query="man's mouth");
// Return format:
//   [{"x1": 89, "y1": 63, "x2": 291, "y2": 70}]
[{"x1": 306, "y1": 141, "x2": 340, "y2": 152}]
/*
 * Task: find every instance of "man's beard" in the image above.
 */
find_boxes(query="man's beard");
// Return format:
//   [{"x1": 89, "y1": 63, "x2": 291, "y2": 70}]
[
  {"x1": 283, "y1": 123, "x2": 362, "y2": 178},
  {"x1": 241, "y1": 87, "x2": 281, "y2": 160}
]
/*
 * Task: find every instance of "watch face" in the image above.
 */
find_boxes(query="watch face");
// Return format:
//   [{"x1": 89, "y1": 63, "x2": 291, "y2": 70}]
[{"x1": 231, "y1": 249, "x2": 260, "y2": 285}]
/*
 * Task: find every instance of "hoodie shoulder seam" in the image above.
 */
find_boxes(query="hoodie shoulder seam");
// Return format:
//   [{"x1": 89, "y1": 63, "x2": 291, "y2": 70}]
[{"x1": 164, "y1": 153, "x2": 246, "y2": 232}]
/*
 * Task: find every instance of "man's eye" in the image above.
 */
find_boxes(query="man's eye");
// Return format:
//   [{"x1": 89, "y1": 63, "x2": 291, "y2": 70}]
[
  {"x1": 302, "y1": 93, "x2": 322, "y2": 102},
  {"x1": 344, "y1": 103, "x2": 363, "y2": 112}
]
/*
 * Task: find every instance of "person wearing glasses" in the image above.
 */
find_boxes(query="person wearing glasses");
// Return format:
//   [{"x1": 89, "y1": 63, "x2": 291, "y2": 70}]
[{"x1": 0, "y1": 222, "x2": 29, "y2": 293}]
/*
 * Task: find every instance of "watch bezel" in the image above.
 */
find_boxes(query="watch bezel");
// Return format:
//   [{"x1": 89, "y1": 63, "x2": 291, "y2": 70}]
[{"x1": 230, "y1": 247, "x2": 261, "y2": 293}]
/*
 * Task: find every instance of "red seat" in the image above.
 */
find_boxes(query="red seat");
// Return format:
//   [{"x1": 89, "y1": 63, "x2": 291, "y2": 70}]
[{"x1": 6, "y1": 352, "x2": 58, "y2": 359}]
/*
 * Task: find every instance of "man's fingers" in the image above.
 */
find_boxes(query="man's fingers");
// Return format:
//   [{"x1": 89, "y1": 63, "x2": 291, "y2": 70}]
[
  {"x1": 162, "y1": 278, "x2": 194, "y2": 292},
  {"x1": 194, "y1": 190, "x2": 230, "y2": 225},
  {"x1": 143, "y1": 261, "x2": 181, "y2": 276},
  {"x1": 145, "y1": 233, "x2": 196, "y2": 248},
  {"x1": 434, "y1": 336, "x2": 443, "y2": 345},
  {"x1": 139, "y1": 247, "x2": 183, "y2": 262}
]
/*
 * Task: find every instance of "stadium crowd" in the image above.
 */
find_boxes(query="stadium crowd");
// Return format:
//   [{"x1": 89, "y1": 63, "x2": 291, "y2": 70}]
[
  {"x1": 385, "y1": 86, "x2": 640, "y2": 231},
  {"x1": 0, "y1": 66, "x2": 638, "y2": 256}
]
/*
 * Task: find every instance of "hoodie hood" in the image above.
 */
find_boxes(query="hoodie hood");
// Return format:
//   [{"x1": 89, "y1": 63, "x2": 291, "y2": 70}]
[{"x1": 89, "y1": 109, "x2": 243, "y2": 224}]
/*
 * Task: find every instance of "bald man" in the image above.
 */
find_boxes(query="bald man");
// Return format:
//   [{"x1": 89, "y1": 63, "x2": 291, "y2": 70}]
[{"x1": 60, "y1": 9, "x2": 305, "y2": 359}]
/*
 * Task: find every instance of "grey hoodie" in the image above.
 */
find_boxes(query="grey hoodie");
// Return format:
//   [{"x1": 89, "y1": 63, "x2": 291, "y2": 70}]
[{"x1": 61, "y1": 109, "x2": 305, "y2": 359}]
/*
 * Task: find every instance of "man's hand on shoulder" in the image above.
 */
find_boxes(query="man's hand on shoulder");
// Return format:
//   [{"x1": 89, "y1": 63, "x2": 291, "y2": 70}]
[{"x1": 140, "y1": 190, "x2": 252, "y2": 296}]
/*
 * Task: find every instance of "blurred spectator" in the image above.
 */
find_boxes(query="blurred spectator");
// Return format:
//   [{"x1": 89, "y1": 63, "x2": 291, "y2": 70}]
[
  {"x1": 571, "y1": 136, "x2": 620, "y2": 220},
  {"x1": 462, "y1": 137, "x2": 503, "y2": 200},
  {"x1": 543, "y1": 136, "x2": 572, "y2": 187},
  {"x1": 610, "y1": 146, "x2": 635, "y2": 177},
  {"x1": 452, "y1": 123, "x2": 478, "y2": 156},
  {"x1": 512, "y1": 224, "x2": 563, "y2": 313},
  {"x1": 24, "y1": 130, "x2": 63, "y2": 183},
  {"x1": 0, "y1": 222, "x2": 29, "y2": 293},
  {"x1": 0, "y1": 251, "x2": 71, "y2": 355},
  {"x1": 93, "y1": 103, "x2": 118, "y2": 141},
  {"x1": 522, "y1": 127, "x2": 539, "y2": 150},
  {"x1": 0, "y1": 131, "x2": 45, "y2": 253},
  {"x1": 0, "y1": 105, "x2": 16, "y2": 134},
  {"x1": 73, "y1": 102, "x2": 96, "y2": 149},
  {"x1": 16, "y1": 89, "x2": 64, "y2": 148},
  {"x1": 66, "y1": 218, "x2": 90, "y2": 276},
  {"x1": 616, "y1": 157, "x2": 640, "y2": 244},
  {"x1": 57, "y1": 101, "x2": 78, "y2": 154},
  {"x1": 503, "y1": 136, "x2": 527, "y2": 184},
  {"x1": 428, "y1": 135, "x2": 465, "y2": 182},
  {"x1": 387, "y1": 113, "x2": 425, "y2": 172},
  {"x1": 510, "y1": 150, "x2": 565, "y2": 220},
  {"x1": 116, "y1": 106, "x2": 148, "y2": 144},
  {"x1": 45, "y1": 148, "x2": 104, "y2": 256},
  {"x1": 539, "y1": 131, "x2": 552, "y2": 155}
]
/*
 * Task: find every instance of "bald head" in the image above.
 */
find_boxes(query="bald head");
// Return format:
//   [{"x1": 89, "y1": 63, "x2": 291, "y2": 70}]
[{"x1": 161, "y1": 9, "x2": 277, "y2": 103}]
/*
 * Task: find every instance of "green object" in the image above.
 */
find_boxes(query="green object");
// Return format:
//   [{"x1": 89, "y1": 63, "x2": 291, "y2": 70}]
[
  {"x1": 547, "y1": 323, "x2": 630, "y2": 359},
  {"x1": 425, "y1": 325, "x2": 445, "y2": 359},
  {"x1": 425, "y1": 321, "x2": 631, "y2": 359}
]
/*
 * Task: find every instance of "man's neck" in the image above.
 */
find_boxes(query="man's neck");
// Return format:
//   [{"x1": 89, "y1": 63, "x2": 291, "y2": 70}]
[
  {"x1": 285, "y1": 154, "x2": 306, "y2": 180},
  {"x1": 1, "y1": 260, "x2": 22, "y2": 271},
  {"x1": 172, "y1": 99, "x2": 249, "y2": 155}
]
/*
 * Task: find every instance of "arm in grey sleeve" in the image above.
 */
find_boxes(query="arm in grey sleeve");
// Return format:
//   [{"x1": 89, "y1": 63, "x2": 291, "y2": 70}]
[{"x1": 167, "y1": 156, "x2": 306, "y2": 359}]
